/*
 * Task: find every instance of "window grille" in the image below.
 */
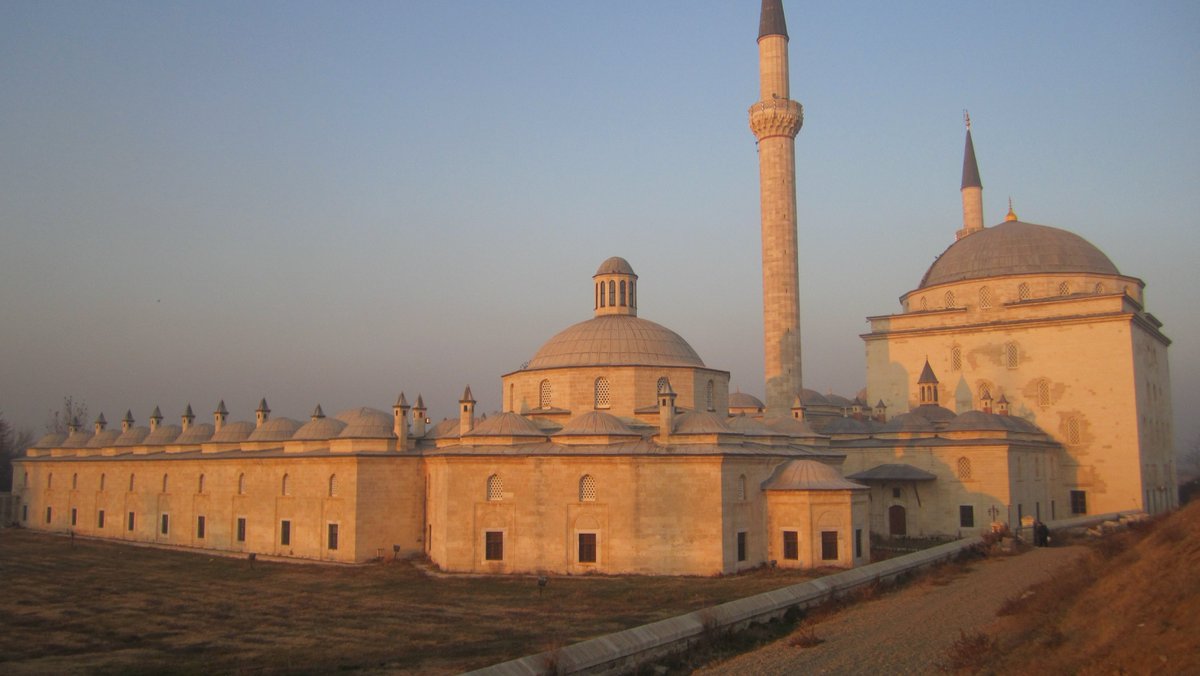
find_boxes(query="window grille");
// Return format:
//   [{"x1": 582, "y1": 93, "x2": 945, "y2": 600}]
[
  {"x1": 1005, "y1": 342, "x2": 1019, "y2": 369},
  {"x1": 578, "y1": 533, "x2": 597, "y2": 563},
  {"x1": 944, "y1": 290, "x2": 956, "y2": 307},
  {"x1": 485, "y1": 531, "x2": 503, "y2": 560},
  {"x1": 706, "y1": 380, "x2": 715, "y2": 410},
  {"x1": 608, "y1": 281, "x2": 615, "y2": 306},
  {"x1": 957, "y1": 457, "x2": 972, "y2": 480},
  {"x1": 594, "y1": 377, "x2": 611, "y2": 409},
  {"x1": 951, "y1": 346, "x2": 962, "y2": 371},
  {"x1": 979, "y1": 286, "x2": 992, "y2": 309},
  {"x1": 1058, "y1": 281, "x2": 1070, "y2": 296},
  {"x1": 820, "y1": 531, "x2": 838, "y2": 561},
  {"x1": 1018, "y1": 282, "x2": 1031, "y2": 300},
  {"x1": 579, "y1": 474, "x2": 597, "y2": 502},
  {"x1": 619, "y1": 280, "x2": 626, "y2": 306},
  {"x1": 737, "y1": 474, "x2": 746, "y2": 501},
  {"x1": 1067, "y1": 418, "x2": 1081, "y2": 444},
  {"x1": 1094, "y1": 283, "x2": 1105, "y2": 295},
  {"x1": 327, "y1": 524, "x2": 339, "y2": 550},
  {"x1": 657, "y1": 377, "x2": 669, "y2": 394},
  {"x1": 487, "y1": 474, "x2": 503, "y2": 501},
  {"x1": 329, "y1": 474, "x2": 338, "y2": 497},
  {"x1": 1038, "y1": 379, "x2": 1051, "y2": 407},
  {"x1": 539, "y1": 379, "x2": 552, "y2": 410},
  {"x1": 960, "y1": 505, "x2": 975, "y2": 528},
  {"x1": 920, "y1": 296, "x2": 928, "y2": 310}
]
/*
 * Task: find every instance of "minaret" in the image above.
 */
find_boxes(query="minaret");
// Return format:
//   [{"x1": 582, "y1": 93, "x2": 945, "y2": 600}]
[
  {"x1": 957, "y1": 112, "x2": 984, "y2": 240},
  {"x1": 750, "y1": 0, "x2": 804, "y2": 417}
]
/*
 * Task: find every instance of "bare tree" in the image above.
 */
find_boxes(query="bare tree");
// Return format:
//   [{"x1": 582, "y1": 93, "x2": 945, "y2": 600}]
[
  {"x1": 0, "y1": 414, "x2": 32, "y2": 491},
  {"x1": 45, "y1": 395, "x2": 88, "y2": 435}
]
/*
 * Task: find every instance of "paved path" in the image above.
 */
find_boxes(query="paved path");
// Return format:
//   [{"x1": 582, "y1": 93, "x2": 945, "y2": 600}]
[{"x1": 696, "y1": 545, "x2": 1086, "y2": 675}]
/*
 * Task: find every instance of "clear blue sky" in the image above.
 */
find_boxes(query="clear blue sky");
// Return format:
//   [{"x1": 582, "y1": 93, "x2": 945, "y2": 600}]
[{"x1": 2, "y1": 1, "x2": 1198, "y2": 452}]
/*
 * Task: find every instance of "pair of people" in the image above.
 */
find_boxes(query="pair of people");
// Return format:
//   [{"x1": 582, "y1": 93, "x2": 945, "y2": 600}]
[{"x1": 1032, "y1": 520, "x2": 1051, "y2": 546}]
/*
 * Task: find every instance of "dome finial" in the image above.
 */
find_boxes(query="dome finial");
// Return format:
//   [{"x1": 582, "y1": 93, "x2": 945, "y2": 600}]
[{"x1": 1006, "y1": 197, "x2": 1018, "y2": 222}]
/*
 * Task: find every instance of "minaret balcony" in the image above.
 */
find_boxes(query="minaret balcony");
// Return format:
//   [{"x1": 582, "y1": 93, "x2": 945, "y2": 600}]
[{"x1": 749, "y1": 99, "x2": 803, "y2": 140}]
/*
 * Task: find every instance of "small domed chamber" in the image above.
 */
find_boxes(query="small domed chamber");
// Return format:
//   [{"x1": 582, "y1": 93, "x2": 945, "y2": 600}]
[
  {"x1": 210, "y1": 421, "x2": 254, "y2": 444},
  {"x1": 762, "y1": 460, "x2": 867, "y2": 491},
  {"x1": 87, "y1": 429, "x2": 122, "y2": 448},
  {"x1": 31, "y1": 432, "x2": 67, "y2": 449},
  {"x1": 724, "y1": 414, "x2": 786, "y2": 439},
  {"x1": 143, "y1": 424, "x2": 182, "y2": 445},
  {"x1": 878, "y1": 412, "x2": 937, "y2": 434},
  {"x1": 553, "y1": 411, "x2": 641, "y2": 445},
  {"x1": 292, "y1": 416, "x2": 347, "y2": 441},
  {"x1": 462, "y1": 412, "x2": 547, "y2": 445},
  {"x1": 670, "y1": 411, "x2": 733, "y2": 435},
  {"x1": 336, "y1": 408, "x2": 395, "y2": 439},
  {"x1": 729, "y1": 392, "x2": 766, "y2": 415},
  {"x1": 593, "y1": 256, "x2": 638, "y2": 318},
  {"x1": 247, "y1": 417, "x2": 301, "y2": 442},
  {"x1": 174, "y1": 423, "x2": 214, "y2": 445},
  {"x1": 114, "y1": 426, "x2": 150, "y2": 447}
]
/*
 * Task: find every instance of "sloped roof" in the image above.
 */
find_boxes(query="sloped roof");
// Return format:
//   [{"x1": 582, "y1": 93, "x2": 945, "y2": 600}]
[
  {"x1": 846, "y1": 464, "x2": 938, "y2": 482},
  {"x1": 762, "y1": 460, "x2": 866, "y2": 491}
]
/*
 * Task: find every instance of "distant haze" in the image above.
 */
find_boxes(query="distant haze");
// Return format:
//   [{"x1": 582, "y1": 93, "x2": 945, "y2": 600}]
[{"x1": 1, "y1": 2, "x2": 1197, "y2": 453}]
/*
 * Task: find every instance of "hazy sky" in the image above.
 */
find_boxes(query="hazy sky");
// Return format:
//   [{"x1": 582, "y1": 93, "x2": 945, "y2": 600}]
[{"x1": 2, "y1": 1, "x2": 1198, "y2": 451}]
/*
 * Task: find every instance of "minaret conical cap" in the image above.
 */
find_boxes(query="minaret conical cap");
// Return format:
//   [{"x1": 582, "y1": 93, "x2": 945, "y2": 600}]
[
  {"x1": 311, "y1": 404, "x2": 325, "y2": 419},
  {"x1": 256, "y1": 398, "x2": 270, "y2": 413},
  {"x1": 150, "y1": 406, "x2": 163, "y2": 420},
  {"x1": 758, "y1": 0, "x2": 788, "y2": 40},
  {"x1": 918, "y1": 359, "x2": 939, "y2": 384},
  {"x1": 962, "y1": 129, "x2": 982, "y2": 190},
  {"x1": 123, "y1": 410, "x2": 134, "y2": 423},
  {"x1": 396, "y1": 392, "x2": 409, "y2": 408},
  {"x1": 216, "y1": 400, "x2": 228, "y2": 415},
  {"x1": 460, "y1": 386, "x2": 475, "y2": 403}
]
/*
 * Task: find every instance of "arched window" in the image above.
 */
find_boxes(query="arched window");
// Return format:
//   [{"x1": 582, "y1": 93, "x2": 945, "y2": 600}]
[
  {"x1": 1094, "y1": 283, "x2": 1105, "y2": 295},
  {"x1": 1018, "y1": 282, "x2": 1031, "y2": 301},
  {"x1": 579, "y1": 474, "x2": 597, "y2": 502},
  {"x1": 657, "y1": 377, "x2": 670, "y2": 394},
  {"x1": 1058, "y1": 281, "x2": 1070, "y2": 296},
  {"x1": 1067, "y1": 418, "x2": 1081, "y2": 444},
  {"x1": 1037, "y1": 379, "x2": 1051, "y2": 408},
  {"x1": 629, "y1": 281, "x2": 636, "y2": 308},
  {"x1": 594, "y1": 377, "x2": 611, "y2": 409},
  {"x1": 957, "y1": 457, "x2": 972, "y2": 480},
  {"x1": 282, "y1": 473, "x2": 290, "y2": 496},
  {"x1": 1005, "y1": 342, "x2": 1019, "y2": 369},
  {"x1": 329, "y1": 474, "x2": 338, "y2": 497},
  {"x1": 706, "y1": 380, "x2": 715, "y2": 411},
  {"x1": 619, "y1": 280, "x2": 626, "y2": 306},
  {"x1": 238, "y1": 473, "x2": 246, "y2": 495},
  {"x1": 162, "y1": 474, "x2": 169, "y2": 493},
  {"x1": 595, "y1": 283, "x2": 600, "y2": 309},
  {"x1": 608, "y1": 281, "x2": 615, "y2": 306},
  {"x1": 99, "y1": 473, "x2": 106, "y2": 491},
  {"x1": 129, "y1": 474, "x2": 135, "y2": 492},
  {"x1": 72, "y1": 473, "x2": 78, "y2": 490},
  {"x1": 487, "y1": 474, "x2": 503, "y2": 501},
  {"x1": 919, "y1": 296, "x2": 928, "y2": 311},
  {"x1": 198, "y1": 474, "x2": 205, "y2": 494},
  {"x1": 944, "y1": 290, "x2": 956, "y2": 308},
  {"x1": 47, "y1": 473, "x2": 53, "y2": 489},
  {"x1": 599, "y1": 283, "x2": 605, "y2": 308},
  {"x1": 23, "y1": 471, "x2": 28, "y2": 488},
  {"x1": 539, "y1": 379, "x2": 552, "y2": 410},
  {"x1": 951, "y1": 346, "x2": 962, "y2": 371},
  {"x1": 737, "y1": 474, "x2": 747, "y2": 501},
  {"x1": 979, "y1": 286, "x2": 993, "y2": 309}
]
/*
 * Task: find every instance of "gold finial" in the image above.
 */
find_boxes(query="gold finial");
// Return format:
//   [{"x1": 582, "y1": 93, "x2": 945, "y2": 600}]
[
  {"x1": 1005, "y1": 197, "x2": 1018, "y2": 222},
  {"x1": 964, "y1": 109, "x2": 971, "y2": 130}
]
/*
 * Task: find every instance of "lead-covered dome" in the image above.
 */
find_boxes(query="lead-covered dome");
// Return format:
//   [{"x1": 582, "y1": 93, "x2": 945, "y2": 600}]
[
  {"x1": 528, "y1": 316, "x2": 705, "y2": 369},
  {"x1": 920, "y1": 220, "x2": 1120, "y2": 288}
]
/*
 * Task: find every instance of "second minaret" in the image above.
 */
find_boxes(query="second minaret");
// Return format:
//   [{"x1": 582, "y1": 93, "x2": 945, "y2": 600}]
[{"x1": 749, "y1": 0, "x2": 803, "y2": 417}]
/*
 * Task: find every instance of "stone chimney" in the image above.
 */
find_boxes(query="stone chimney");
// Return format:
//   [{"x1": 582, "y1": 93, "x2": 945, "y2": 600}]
[
  {"x1": 459, "y1": 386, "x2": 475, "y2": 436},
  {"x1": 94, "y1": 413, "x2": 107, "y2": 434},
  {"x1": 874, "y1": 399, "x2": 887, "y2": 423},
  {"x1": 996, "y1": 394, "x2": 1010, "y2": 416},
  {"x1": 791, "y1": 394, "x2": 805, "y2": 421},
  {"x1": 393, "y1": 392, "x2": 410, "y2": 450},
  {"x1": 310, "y1": 404, "x2": 325, "y2": 422},
  {"x1": 412, "y1": 395, "x2": 427, "y2": 438},
  {"x1": 122, "y1": 410, "x2": 134, "y2": 433},
  {"x1": 214, "y1": 400, "x2": 228, "y2": 432},
  {"x1": 658, "y1": 379, "x2": 677, "y2": 441},
  {"x1": 255, "y1": 398, "x2": 270, "y2": 428},
  {"x1": 149, "y1": 406, "x2": 163, "y2": 432},
  {"x1": 181, "y1": 404, "x2": 195, "y2": 432},
  {"x1": 980, "y1": 391, "x2": 993, "y2": 414}
]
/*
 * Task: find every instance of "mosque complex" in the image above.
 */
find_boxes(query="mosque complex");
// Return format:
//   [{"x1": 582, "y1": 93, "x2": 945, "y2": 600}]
[{"x1": 11, "y1": 1, "x2": 1176, "y2": 575}]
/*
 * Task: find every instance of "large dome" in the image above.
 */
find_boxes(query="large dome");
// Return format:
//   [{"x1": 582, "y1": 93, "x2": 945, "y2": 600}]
[
  {"x1": 527, "y1": 315, "x2": 705, "y2": 369},
  {"x1": 919, "y1": 220, "x2": 1120, "y2": 288}
]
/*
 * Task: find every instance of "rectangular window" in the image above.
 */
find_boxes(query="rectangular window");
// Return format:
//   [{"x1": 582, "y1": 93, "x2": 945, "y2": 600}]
[
  {"x1": 280, "y1": 520, "x2": 291, "y2": 546},
  {"x1": 1070, "y1": 490, "x2": 1087, "y2": 515},
  {"x1": 1018, "y1": 504, "x2": 1024, "y2": 524},
  {"x1": 737, "y1": 531, "x2": 747, "y2": 562},
  {"x1": 127, "y1": 511, "x2": 135, "y2": 531},
  {"x1": 327, "y1": 523, "x2": 339, "y2": 551},
  {"x1": 1036, "y1": 502, "x2": 1041, "y2": 520},
  {"x1": 821, "y1": 531, "x2": 838, "y2": 561},
  {"x1": 578, "y1": 533, "x2": 597, "y2": 563},
  {"x1": 484, "y1": 530, "x2": 503, "y2": 561},
  {"x1": 959, "y1": 505, "x2": 975, "y2": 528},
  {"x1": 71, "y1": 508, "x2": 77, "y2": 527},
  {"x1": 855, "y1": 529, "x2": 863, "y2": 558},
  {"x1": 22, "y1": 504, "x2": 28, "y2": 521},
  {"x1": 196, "y1": 515, "x2": 206, "y2": 539},
  {"x1": 782, "y1": 530, "x2": 799, "y2": 560},
  {"x1": 236, "y1": 517, "x2": 246, "y2": 542},
  {"x1": 45, "y1": 506, "x2": 52, "y2": 524},
  {"x1": 1051, "y1": 500, "x2": 1056, "y2": 520},
  {"x1": 98, "y1": 510, "x2": 105, "y2": 529},
  {"x1": 160, "y1": 513, "x2": 170, "y2": 536}
]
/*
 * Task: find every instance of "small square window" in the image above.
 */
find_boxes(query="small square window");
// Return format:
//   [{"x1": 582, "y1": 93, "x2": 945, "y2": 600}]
[
  {"x1": 782, "y1": 530, "x2": 798, "y2": 560},
  {"x1": 1070, "y1": 490, "x2": 1087, "y2": 515}
]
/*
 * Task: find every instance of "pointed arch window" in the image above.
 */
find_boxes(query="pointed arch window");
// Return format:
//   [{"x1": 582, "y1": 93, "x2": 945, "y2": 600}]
[
  {"x1": 329, "y1": 474, "x2": 338, "y2": 497},
  {"x1": 944, "y1": 290, "x2": 956, "y2": 308},
  {"x1": 1067, "y1": 417, "x2": 1081, "y2": 444},
  {"x1": 1018, "y1": 282, "x2": 1031, "y2": 301},
  {"x1": 979, "y1": 286, "x2": 993, "y2": 309},
  {"x1": 539, "y1": 379, "x2": 552, "y2": 410},
  {"x1": 619, "y1": 280, "x2": 627, "y2": 306},
  {"x1": 706, "y1": 380, "x2": 715, "y2": 411},
  {"x1": 594, "y1": 377, "x2": 611, "y2": 409},
  {"x1": 487, "y1": 474, "x2": 503, "y2": 501},
  {"x1": 657, "y1": 377, "x2": 670, "y2": 394},
  {"x1": 957, "y1": 457, "x2": 972, "y2": 480},
  {"x1": 198, "y1": 474, "x2": 205, "y2": 494},
  {"x1": 598, "y1": 283, "x2": 605, "y2": 308},
  {"x1": 238, "y1": 473, "x2": 246, "y2": 495},
  {"x1": 1037, "y1": 379, "x2": 1051, "y2": 408},
  {"x1": 951, "y1": 346, "x2": 962, "y2": 372},
  {"x1": 1005, "y1": 342, "x2": 1019, "y2": 369},
  {"x1": 282, "y1": 473, "x2": 290, "y2": 496},
  {"x1": 579, "y1": 474, "x2": 597, "y2": 502},
  {"x1": 608, "y1": 281, "x2": 615, "y2": 306},
  {"x1": 629, "y1": 280, "x2": 636, "y2": 308},
  {"x1": 162, "y1": 474, "x2": 169, "y2": 494}
]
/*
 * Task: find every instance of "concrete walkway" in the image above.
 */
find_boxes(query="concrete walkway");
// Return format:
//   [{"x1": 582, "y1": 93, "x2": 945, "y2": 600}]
[{"x1": 696, "y1": 545, "x2": 1086, "y2": 675}]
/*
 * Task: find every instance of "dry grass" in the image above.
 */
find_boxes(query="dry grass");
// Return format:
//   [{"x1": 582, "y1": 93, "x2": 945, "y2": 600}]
[
  {"x1": 0, "y1": 529, "x2": 830, "y2": 674},
  {"x1": 984, "y1": 501, "x2": 1200, "y2": 675}
]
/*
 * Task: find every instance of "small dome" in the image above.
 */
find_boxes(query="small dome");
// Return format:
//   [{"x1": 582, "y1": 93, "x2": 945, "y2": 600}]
[
  {"x1": 114, "y1": 426, "x2": 150, "y2": 446},
  {"x1": 910, "y1": 404, "x2": 957, "y2": 424},
  {"x1": 946, "y1": 410, "x2": 1010, "y2": 432},
  {"x1": 211, "y1": 421, "x2": 254, "y2": 443},
  {"x1": 764, "y1": 416, "x2": 824, "y2": 438},
  {"x1": 555, "y1": 411, "x2": 639, "y2": 437},
  {"x1": 762, "y1": 460, "x2": 866, "y2": 491},
  {"x1": 729, "y1": 392, "x2": 766, "y2": 410},
  {"x1": 424, "y1": 418, "x2": 461, "y2": 440},
  {"x1": 336, "y1": 408, "x2": 394, "y2": 439},
  {"x1": 824, "y1": 417, "x2": 871, "y2": 434},
  {"x1": 879, "y1": 413, "x2": 936, "y2": 433},
  {"x1": 467, "y1": 412, "x2": 547, "y2": 438},
  {"x1": 175, "y1": 423, "x2": 214, "y2": 444},
  {"x1": 799, "y1": 389, "x2": 831, "y2": 407},
  {"x1": 62, "y1": 429, "x2": 94, "y2": 448},
  {"x1": 143, "y1": 424, "x2": 182, "y2": 445},
  {"x1": 672, "y1": 411, "x2": 732, "y2": 434},
  {"x1": 293, "y1": 417, "x2": 347, "y2": 441},
  {"x1": 920, "y1": 220, "x2": 1120, "y2": 288},
  {"x1": 87, "y1": 429, "x2": 122, "y2": 447},
  {"x1": 31, "y1": 432, "x2": 67, "y2": 448},
  {"x1": 594, "y1": 256, "x2": 636, "y2": 276},
  {"x1": 528, "y1": 315, "x2": 704, "y2": 369},
  {"x1": 248, "y1": 417, "x2": 301, "y2": 442},
  {"x1": 824, "y1": 393, "x2": 855, "y2": 408},
  {"x1": 725, "y1": 415, "x2": 785, "y2": 437}
]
